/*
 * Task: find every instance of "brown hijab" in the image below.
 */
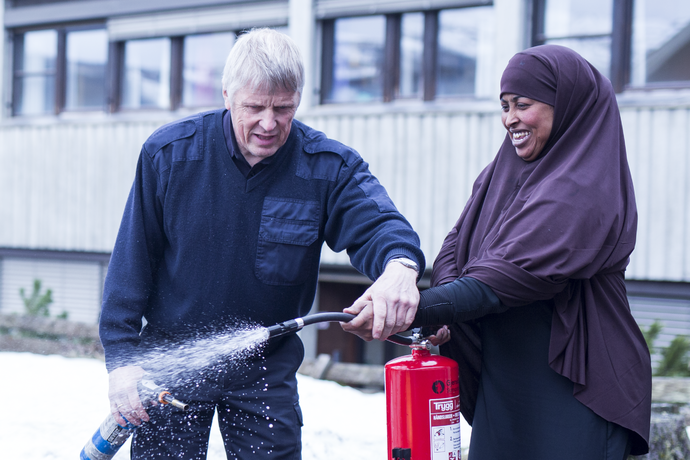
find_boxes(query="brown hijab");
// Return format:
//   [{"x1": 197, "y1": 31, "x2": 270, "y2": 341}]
[{"x1": 432, "y1": 45, "x2": 651, "y2": 454}]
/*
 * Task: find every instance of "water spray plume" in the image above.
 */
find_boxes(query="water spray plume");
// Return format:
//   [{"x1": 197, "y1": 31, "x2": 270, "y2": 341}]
[{"x1": 81, "y1": 313, "x2": 413, "y2": 459}]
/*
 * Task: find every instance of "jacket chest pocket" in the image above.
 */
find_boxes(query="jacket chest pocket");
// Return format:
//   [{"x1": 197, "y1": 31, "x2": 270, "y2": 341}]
[{"x1": 256, "y1": 198, "x2": 320, "y2": 285}]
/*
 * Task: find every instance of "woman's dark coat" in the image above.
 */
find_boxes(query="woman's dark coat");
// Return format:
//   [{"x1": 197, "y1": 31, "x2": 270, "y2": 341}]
[{"x1": 432, "y1": 45, "x2": 651, "y2": 455}]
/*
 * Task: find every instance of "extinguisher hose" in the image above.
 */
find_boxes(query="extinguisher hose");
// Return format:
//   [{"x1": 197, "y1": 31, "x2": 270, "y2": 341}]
[{"x1": 266, "y1": 312, "x2": 414, "y2": 345}]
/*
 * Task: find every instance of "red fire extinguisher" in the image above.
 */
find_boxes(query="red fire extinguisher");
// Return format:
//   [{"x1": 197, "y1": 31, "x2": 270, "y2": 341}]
[{"x1": 385, "y1": 339, "x2": 461, "y2": 460}]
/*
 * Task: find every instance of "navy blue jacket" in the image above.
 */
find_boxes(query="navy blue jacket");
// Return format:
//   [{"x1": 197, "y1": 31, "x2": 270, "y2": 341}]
[{"x1": 99, "y1": 109, "x2": 424, "y2": 370}]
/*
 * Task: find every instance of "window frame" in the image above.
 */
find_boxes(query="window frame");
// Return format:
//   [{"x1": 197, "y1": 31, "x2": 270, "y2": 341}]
[
  {"x1": 531, "y1": 0, "x2": 690, "y2": 93},
  {"x1": 12, "y1": 23, "x2": 109, "y2": 116},
  {"x1": 114, "y1": 36, "x2": 174, "y2": 112},
  {"x1": 320, "y1": 7, "x2": 491, "y2": 105},
  {"x1": 178, "y1": 31, "x2": 243, "y2": 110},
  {"x1": 111, "y1": 29, "x2": 279, "y2": 113},
  {"x1": 12, "y1": 26, "x2": 249, "y2": 116}
]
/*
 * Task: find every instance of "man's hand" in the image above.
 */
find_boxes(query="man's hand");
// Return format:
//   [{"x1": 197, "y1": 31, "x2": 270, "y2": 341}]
[
  {"x1": 108, "y1": 365, "x2": 149, "y2": 427},
  {"x1": 342, "y1": 260, "x2": 420, "y2": 341}
]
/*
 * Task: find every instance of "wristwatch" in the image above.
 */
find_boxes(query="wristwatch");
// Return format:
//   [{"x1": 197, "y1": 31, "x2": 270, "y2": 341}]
[{"x1": 388, "y1": 257, "x2": 419, "y2": 274}]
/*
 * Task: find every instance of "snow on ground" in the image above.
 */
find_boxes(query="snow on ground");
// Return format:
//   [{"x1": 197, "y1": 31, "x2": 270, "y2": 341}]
[{"x1": 0, "y1": 352, "x2": 471, "y2": 459}]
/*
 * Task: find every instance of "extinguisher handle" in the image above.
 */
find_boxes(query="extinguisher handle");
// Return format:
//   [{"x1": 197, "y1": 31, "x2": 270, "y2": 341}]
[
  {"x1": 385, "y1": 334, "x2": 414, "y2": 346},
  {"x1": 267, "y1": 312, "x2": 415, "y2": 345}
]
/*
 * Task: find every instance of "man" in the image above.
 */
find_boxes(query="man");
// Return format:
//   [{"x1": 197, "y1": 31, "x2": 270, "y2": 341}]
[{"x1": 100, "y1": 28, "x2": 424, "y2": 458}]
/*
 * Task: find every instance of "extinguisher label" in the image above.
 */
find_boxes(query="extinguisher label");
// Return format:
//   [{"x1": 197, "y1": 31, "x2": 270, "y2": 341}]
[{"x1": 429, "y1": 396, "x2": 461, "y2": 460}]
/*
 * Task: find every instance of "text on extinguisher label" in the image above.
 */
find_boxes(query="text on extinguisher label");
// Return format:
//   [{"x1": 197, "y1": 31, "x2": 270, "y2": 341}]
[{"x1": 429, "y1": 396, "x2": 461, "y2": 460}]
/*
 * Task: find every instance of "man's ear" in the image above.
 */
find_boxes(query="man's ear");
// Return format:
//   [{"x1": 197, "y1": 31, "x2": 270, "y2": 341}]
[{"x1": 222, "y1": 90, "x2": 232, "y2": 110}]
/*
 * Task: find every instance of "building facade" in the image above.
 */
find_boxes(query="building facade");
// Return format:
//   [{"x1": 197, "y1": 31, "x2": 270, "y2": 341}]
[{"x1": 1, "y1": 0, "x2": 690, "y2": 364}]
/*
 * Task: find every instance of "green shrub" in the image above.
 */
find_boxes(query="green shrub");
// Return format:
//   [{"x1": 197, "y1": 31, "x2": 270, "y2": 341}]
[
  {"x1": 642, "y1": 320, "x2": 690, "y2": 377},
  {"x1": 19, "y1": 279, "x2": 53, "y2": 317}
]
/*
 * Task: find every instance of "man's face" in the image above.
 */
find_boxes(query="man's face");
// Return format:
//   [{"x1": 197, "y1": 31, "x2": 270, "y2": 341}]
[{"x1": 224, "y1": 86, "x2": 300, "y2": 167}]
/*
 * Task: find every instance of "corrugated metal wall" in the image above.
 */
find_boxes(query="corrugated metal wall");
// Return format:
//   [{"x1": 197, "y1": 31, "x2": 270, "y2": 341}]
[
  {"x1": 0, "y1": 106, "x2": 690, "y2": 324},
  {"x1": 0, "y1": 111, "x2": 504, "y2": 261},
  {"x1": 0, "y1": 103, "x2": 689, "y2": 282},
  {"x1": 303, "y1": 109, "x2": 505, "y2": 264},
  {"x1": 622, "y1": 106, "x2": 690, "y2": 282},
  {"x1": 0, "y1": 120, "x2": 160, "y2": 252}
]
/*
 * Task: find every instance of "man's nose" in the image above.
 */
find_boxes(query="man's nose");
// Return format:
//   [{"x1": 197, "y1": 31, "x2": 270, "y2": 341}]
[{"x1": 259, "y1": 110, "x2": 277, "y2": 131}]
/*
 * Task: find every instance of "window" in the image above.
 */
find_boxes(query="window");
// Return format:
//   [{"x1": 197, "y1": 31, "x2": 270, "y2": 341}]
[
  {"x1": 121, "y1": 38, "x2": 171, "y2": 110},
  {"x1": 12, "y1": 27, "x2": 285, "y2": 115},
  {"x1": 437, "y1": 8, "x2": 495, "y2": 98},
  {"x1": 321, "y1": 5, "x2": 495, "y2": 104},
  {"x1": 328, "y1": 16, "x2": 386, "y2": 103},
  {"x1": 399, "y1": 13, "x2": 424, "y2": 99},
  {"x1": 13, "y1": 29, "x2": 57, "y2": 115},
  {"x1": 630, "y1": 0, "x2": 690, "y2": 87},
  {"x1": 113, "y1": 27, "x2": 285, "y2": 111},
  {"x1": 183, "y1": 32, "x2": 236, "y2": 108},
  {"x1": 537, "y1": 0, "x2": 613, "y2": 79},
  {"x1": 65, "y1": 29, "x2": 108, "y2": 110},
  {"x1": 534, "y1": 0, "x2": 690, "y2": 92},
  {"x1": 12, "y1": 27, "x2": 107, "y2": 116}
]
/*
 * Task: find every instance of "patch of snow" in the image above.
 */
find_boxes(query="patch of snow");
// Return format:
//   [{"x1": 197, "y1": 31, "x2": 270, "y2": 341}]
[{"x1": 0, "y1": 352, "x2": 471, "y2": 459}]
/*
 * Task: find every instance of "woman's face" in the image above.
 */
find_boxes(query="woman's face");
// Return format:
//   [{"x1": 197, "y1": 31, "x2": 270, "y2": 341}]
[{"x1": 500, "y1": 94, "x2": 554, "y2": 162}]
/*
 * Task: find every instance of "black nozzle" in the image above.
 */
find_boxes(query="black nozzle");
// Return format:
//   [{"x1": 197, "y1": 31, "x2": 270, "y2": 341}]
[
  {"x1": 266, "y1": 319, "x2": 303, "y2": 339},
  {"x1": 300, "y1": 312, "x2": 355, "y2": 326}
]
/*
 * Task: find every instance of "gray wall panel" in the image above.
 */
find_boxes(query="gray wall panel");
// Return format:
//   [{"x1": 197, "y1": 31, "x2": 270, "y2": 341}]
[
  {"x1": 4, "y1": 0, "x2": 281, "y2": 28},
  {"x1": 0, "y1": 119, "x2": 162, "y2": 253},
  {"x1": 300, "y1": 109, "x2": 503, "y2": 264},
  {"x1": 0, "y1": 257, "x2": 103, "y2": 324},
  {"x1": 1, "y1": 103, "x2": 689, "y2": 282},
  {"x1": 622, "y1": 106, "x2": 690, "y2": 281}
]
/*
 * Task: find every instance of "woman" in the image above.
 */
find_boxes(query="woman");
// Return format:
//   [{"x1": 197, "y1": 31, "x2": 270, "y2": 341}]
[{"x1": 409, "y1": 45, "x2": 650, "y2": 458}]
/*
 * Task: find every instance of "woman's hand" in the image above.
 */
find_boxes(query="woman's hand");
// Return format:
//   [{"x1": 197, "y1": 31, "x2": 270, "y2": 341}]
[{"x1": 426, "y1": 325, "x2": 451, "y2": 347}]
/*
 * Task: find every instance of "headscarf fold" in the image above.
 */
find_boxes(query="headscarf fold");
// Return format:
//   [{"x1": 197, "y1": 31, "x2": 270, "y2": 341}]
[{"x1": 432, "y1": 45, "x2": 650, "y2": 455}]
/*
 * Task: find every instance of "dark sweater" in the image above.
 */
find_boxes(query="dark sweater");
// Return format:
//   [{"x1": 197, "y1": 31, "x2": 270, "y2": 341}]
[{"x1": 99, "y1": 109, "x2": 424, "y2": 371}]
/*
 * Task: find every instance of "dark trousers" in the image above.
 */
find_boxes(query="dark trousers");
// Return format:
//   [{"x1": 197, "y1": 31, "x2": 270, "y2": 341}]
[{"x1": 131, "y1": 334, "x2": 304, "y2": 459}]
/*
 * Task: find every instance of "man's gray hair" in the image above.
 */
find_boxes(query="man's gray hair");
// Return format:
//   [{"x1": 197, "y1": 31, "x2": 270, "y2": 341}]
[{"x1": 222, "y1": 28, "x2": 304, "y2": 104}]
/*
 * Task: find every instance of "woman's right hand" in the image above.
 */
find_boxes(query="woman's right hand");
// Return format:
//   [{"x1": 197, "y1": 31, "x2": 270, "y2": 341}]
[{"x1": 426, "y1": 325, "x2": 451, "y2": 347}]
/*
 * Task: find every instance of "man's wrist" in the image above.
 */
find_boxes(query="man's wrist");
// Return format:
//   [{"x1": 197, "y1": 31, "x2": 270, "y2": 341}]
[{"x1": 387, "y1": 257, "x2": 419, "y2": 274}]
